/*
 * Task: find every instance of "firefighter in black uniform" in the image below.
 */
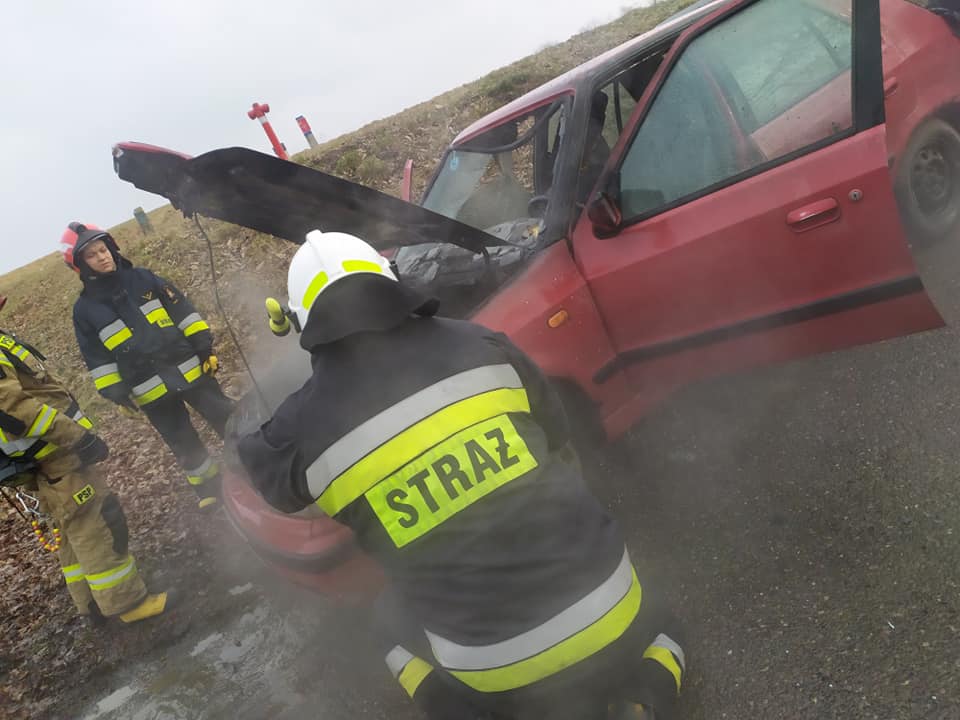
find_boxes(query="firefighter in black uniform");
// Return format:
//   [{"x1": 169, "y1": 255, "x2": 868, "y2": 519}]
[
  {"x1": 62, "y1": 222, "x2": 235, "y2": 511},
  {"x1": 236, "y1": 231, "x2": 687, "y2": 719}
]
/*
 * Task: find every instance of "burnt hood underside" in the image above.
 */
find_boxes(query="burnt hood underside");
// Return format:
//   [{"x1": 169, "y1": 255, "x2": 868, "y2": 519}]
[{"x1": 112, "y1": 143, "x2": 502, "y2": 254}]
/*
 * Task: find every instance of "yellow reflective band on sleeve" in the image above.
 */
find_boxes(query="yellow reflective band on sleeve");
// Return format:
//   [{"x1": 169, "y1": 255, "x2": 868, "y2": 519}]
[
  {"x1": 77, "y1": 416, "x2": 94, "y2": 430},
  {"x1": 182, "y1": 320, "x2": 210, "y2": 337},
  {"x1": 27, "y1": 405, "x2": 57, "y2": 438},
  {"x1": 104, "y1": 328, "x2": 132, "y2": 350},
  {"x1": 365, "y1": 414, "x2": 538, "y2": 547},
  {"x1": 0, "y1": 354, "x2": 13, "y2": 368},
  {"x1": 146, "y1": 307, "x2": 174, "y2": 328},
  {"x1": 316, "y1": 387, "x2": 530, "y2": 517},
  {"x1": 132, "y1": 376, "x2": 168, "y2": 406},
  {"x1": 398, "y1": 658, "x2": 433, "y2": 698},
  {"x1": 448, "y1": 570, "x2": 643, "y2": 693},
  {"x1": 183, "y1": 365, "x2": 202, "y2": 383},
  {"x1": 86, "y1": 556, "x2": 137, "y2": 591},
  {"x1": 643, "y1": 645, "x2": 683, "y2": 693},
  {"x1": 34, "y1": 442, "x2": 57, "y2": 459}
]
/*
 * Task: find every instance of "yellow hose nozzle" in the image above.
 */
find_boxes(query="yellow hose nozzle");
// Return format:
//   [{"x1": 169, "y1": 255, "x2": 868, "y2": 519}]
[{"x1": 265, "y1": 297, "x2": 291, "y2": 337}]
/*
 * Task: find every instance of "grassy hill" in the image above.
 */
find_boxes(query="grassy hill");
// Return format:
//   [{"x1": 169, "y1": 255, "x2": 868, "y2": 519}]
[{"x1": 0, "y1": 0, "x2": 697, "y2": 421}]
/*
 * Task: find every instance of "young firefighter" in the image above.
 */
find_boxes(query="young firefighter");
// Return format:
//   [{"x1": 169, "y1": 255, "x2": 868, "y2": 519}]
[
  {"x1": 236, "y1": 231, "x2": 687, "y2": 719},
  {"x1": 62, "y1": 223, "x2": 235, "y2": 511},
  {"x1": 0, "y1": 296, "x2": 170, "y2": 623}
]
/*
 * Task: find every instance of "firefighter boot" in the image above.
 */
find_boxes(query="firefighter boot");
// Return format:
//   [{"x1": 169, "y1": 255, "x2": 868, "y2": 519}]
[
  {"x1": 195, "y1": 474, "x2": 222, "y2": 512},
  {"x1": 119, "y1": 590, "x2": 175, "y2": 624}
]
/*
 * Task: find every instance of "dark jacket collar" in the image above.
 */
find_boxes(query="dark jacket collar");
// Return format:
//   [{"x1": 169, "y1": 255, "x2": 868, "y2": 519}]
[
  {"x1": 79, "y1": 255, "x2": 134, "y2": 297},
  {"x1": 300, "y1": 274, "x2": 438, "y2": 350}
]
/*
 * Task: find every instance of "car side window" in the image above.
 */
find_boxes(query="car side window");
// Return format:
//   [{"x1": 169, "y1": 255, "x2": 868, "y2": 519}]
[{"x1": 618, "y1": 0, "x2": 853, "y2": 220}]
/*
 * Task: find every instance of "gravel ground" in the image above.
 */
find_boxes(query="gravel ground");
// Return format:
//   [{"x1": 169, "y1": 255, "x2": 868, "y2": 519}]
[{"x1": 53, "y1": 231, "x2": 960, "y2": 720}]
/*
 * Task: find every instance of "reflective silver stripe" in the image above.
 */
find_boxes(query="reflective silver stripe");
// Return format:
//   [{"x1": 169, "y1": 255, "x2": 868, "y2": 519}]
[
  {"x1": 131, "y1": 375, "x2": 164, "y2": 396},
  {"x1": 426, "y1": 549, "x2": 634, "y2": 671},
  {"x1": 305, "y1": 364, "x2": 523, "y2": 498},
  {"x1": 90, "y1": 363, "x2": 119, "y2": 379},
  {"x1": 97, "y1": 319, "x2": 128, "y2": 344},
  {"x1": 62, "y1": 565, "x2": 84, "y2": 580},
  {"x1": 27, "y1": 406, "x2": 57, "y2": 437},
  {"x1": 0, "y1": 437, "x2": 36, "y2": 454},
  {"x1": 139, "y1": 299, "x2": 163, "y2": 315},
  {"x1": 86, "y1": 556, "x2": 136, "y2": 590},
  {"x1": 185, "y1": 456, "x2": 214, "y2": 478},
  {"x1": 385, "y1": 646, "x2": 415, "y2": 678},
  {"x1": 649, "y1": 633, "x2": 686, "y2": 671},
  {"x1": 178, "y1": 312, "x2": 203, "y2": 331},
  {"x1": 178, "y1": 356, "x2": 201, "y2": 374}
]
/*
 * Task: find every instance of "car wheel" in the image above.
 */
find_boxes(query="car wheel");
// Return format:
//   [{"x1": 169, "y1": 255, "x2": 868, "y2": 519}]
[{"x1": 895, "y1": 116, "x2": 960, "y2": 245}]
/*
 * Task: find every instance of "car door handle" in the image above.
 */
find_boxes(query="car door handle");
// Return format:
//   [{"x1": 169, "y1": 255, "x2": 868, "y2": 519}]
[
  {"x1": 884, "y1": 76, "x2": 899, "y2": 98},
  {"x1": 786, "y1": 198, "x2": 840, "y2": 233}
]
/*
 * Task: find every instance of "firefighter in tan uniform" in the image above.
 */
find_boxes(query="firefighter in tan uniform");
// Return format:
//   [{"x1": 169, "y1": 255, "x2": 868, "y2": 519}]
[{"x1": 0, "y1": 305, "x2": 170, "y2": 623}]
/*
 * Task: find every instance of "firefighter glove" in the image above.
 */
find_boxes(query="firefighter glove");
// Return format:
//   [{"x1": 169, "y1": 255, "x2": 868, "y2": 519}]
[
  {"x1": 202, "y1": 355, "x2": 219, "y2": 375},
  {"x1": 74, "y1": 433, "x2": 109, "y2": 466}
]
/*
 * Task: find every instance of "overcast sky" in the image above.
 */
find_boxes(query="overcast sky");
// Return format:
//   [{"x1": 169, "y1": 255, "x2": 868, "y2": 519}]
[{"x1": 0, "y1": 0, "x2": 656, "y2": 275}]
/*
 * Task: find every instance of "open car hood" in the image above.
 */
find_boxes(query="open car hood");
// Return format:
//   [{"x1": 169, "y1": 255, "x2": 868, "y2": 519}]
[{"x1": 112, "y1": 142, "x2": 502, "y2": 254}]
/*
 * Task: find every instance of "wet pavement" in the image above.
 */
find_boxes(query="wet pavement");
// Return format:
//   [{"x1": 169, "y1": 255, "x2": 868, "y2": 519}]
[{"x1": 77, "y1": 233, "x2": 960, "y2": 720}]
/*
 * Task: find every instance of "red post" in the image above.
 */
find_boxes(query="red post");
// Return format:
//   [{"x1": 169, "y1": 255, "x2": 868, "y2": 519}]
[
  {"x1": 247, "y1": 102, "x2": 288, "y2": 160},
  {"x1": 296, "y1": 115, "x2": 319, "y2": 149}
]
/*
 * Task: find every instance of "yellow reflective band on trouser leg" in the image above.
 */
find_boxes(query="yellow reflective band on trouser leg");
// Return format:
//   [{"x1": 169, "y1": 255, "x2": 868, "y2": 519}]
[
  {"x1": 399, "y1": 658, "x2": 433, "y2": 698},
  {"x1": 62, "y1": 563, "x2": 86, "y2": 585},
  {"x1": 642, "y1": 634, "x2": 685, "y2": 694},
  {"x1": 446, "y1": 569, "x2": 643, "y2": 693},
  {"x1": 186, "y1": 457, "x2": 219, "y2": 485},
  {"x1": 385, "y1": 647, "x2": 434, "y2": 699},
  {"x1": 86, "y1": 555, "x2": 137, "y2": 591}
]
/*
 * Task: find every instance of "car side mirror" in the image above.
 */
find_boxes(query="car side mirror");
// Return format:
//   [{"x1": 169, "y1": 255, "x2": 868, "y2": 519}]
[
  {"x1": 401, "y1": 159, "x2": 414, "y2": 203},
  {"x1": 587, "y1": 192, "x2": 623, "y2": 238}
]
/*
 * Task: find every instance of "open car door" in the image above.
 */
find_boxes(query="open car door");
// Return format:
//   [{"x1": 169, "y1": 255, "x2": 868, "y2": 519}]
[{"x1": 573, "y1": 0, "x2": 944, "y2": 399}]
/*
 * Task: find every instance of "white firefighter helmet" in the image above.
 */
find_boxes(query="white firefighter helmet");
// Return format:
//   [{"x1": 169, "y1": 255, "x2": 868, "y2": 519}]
[{"x1": 287, "y1": 230, "x2": 396, "y2": 328}]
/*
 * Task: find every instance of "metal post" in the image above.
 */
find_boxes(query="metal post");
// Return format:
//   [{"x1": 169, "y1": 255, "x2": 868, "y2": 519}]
[{"x1": 296, "y1": 115, "x2": 319, "y2": 149}]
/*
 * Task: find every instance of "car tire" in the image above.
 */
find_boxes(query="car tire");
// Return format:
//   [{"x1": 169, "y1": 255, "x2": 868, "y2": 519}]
[{"x1": 895, "y1": 116, "x2": 960, "y2": 246}]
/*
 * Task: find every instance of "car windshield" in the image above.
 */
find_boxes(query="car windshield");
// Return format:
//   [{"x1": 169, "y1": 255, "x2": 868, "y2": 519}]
[{"x1": 422, "y1": 101, "x2": 566, "y2": 234}]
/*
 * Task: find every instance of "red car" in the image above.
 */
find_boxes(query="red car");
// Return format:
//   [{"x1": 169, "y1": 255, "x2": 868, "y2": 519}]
[{"x1": 114, "y1": 0, "x2": 960, "y2": 596}]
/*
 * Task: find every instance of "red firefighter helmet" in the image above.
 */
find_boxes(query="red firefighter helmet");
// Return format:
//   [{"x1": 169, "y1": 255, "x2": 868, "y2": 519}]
[{"x1": 60, "y1": 222, "x2": 119, "y2": 273}]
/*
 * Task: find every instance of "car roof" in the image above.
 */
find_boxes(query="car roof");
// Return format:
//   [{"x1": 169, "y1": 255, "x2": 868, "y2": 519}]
[{"x1": 452, "y1": 0, "x2": 732, "y2": 145}]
